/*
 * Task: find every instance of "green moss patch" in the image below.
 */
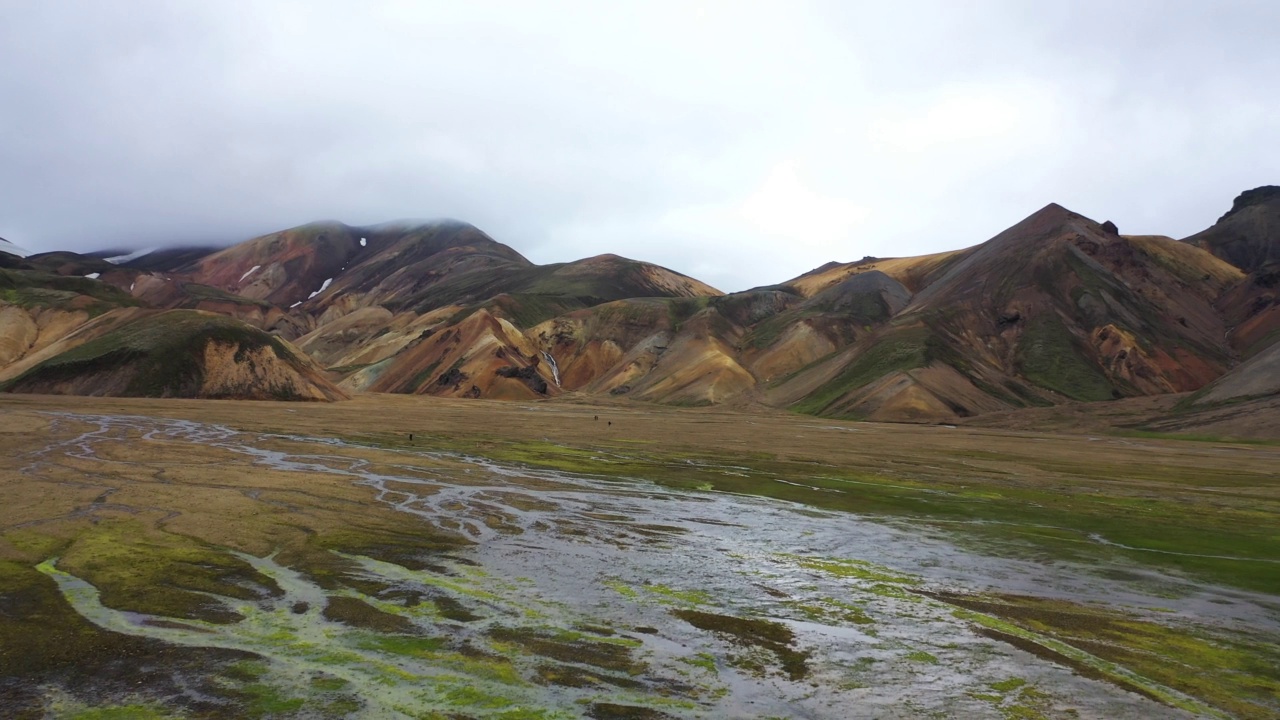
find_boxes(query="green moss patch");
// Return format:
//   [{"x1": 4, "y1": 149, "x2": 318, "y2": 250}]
[
  {"x1": 937, "y1": 591, "x2": 1276, "y2": 719},
  {"x1": 54, "y1": 519, "x2": 280, "y2": 623},
  {"x1": 180, "y1": 283, "x2": 273, "y2": 308},
  {"x1": 1016, "y1": 314, "x2": 1114, "y2": 401}
]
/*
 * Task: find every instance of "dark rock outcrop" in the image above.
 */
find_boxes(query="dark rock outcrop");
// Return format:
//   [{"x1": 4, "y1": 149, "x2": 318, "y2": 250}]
[{"x1": 1184, "y1": 185, "x2": 1280, "y2": 272}]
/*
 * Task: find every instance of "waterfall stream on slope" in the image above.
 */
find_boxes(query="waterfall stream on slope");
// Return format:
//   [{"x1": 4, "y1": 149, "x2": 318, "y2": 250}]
[{"x1": 542, "y1": 351, "x2": 561, "y2": 387}]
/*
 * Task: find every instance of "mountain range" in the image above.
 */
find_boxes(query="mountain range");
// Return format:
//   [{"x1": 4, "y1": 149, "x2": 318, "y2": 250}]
[{"x1": 3, "y1": 187, "x2": 1278, "y2": 427}]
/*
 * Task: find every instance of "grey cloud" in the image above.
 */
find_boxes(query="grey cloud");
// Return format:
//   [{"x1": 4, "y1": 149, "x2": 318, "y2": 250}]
[{"x1": 1, "y1": 0, "x2": 1277, "y2": 291}]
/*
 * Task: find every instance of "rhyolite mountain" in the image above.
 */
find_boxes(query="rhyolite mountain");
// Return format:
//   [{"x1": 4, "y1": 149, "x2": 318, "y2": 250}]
[
  {"x1": 1, "y1": 309, "x2": 346, "y2": 400},
  {"x1": 2, "y1": 187, "x2": 1278, "y2": 421},
  {"x1": 1184, "y1": 186, "x2": 1280, "y2": 272},
  {"x1": 765, "y1": 204, "x2": 1240, "y2": 420},
  {"x1": 0, "y1": 220, "x2": 723, "y2": 402},
  {"x1": 1183, "y1": 185, "x2": 1280, "y2": 357}
]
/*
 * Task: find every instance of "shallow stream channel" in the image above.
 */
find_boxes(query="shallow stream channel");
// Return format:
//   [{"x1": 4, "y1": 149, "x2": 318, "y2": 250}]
[{"x1": 26, "y1": 414, "x2": 1280, "y2": 719}]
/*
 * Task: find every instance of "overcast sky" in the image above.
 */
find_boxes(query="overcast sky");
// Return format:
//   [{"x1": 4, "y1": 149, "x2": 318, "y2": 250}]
[{"x1": 2, "y1": 1, "x2": 1277, "y2": 291}]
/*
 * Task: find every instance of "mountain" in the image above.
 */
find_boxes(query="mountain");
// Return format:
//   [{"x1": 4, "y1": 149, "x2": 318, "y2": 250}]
[
  {"x1": 1, "y1": 309, "x2": 344, "y2": 400},
  {"x1": 0, "y1": 220, "x2": 722, "y2": 403},
  {"x1": 0, "y1": 243, "x2": 340, "y2": 401},
  {"x1": 1183, "y1": 186, "x2": 1280, "y2": 357},
  {"x1": 237, "y1": 220, "x2": 725, "y2": 400},
  {"x1": 4, "y1": 187, "x2": 1280, "y2": 426},
  {"x1": 776, "y1": 250, "x2": 965, "y2": 298},
  {"x1": 180, "y1": 221, "x2": 717, "y2": 319},
  {"x1": 1184, "y1": 186, "x2": 1280, "y2": 272},
  {"x1": 527, "y1": 296, "x2": 757, "y2": 405},
  {"x1": 760, "y1": 204, "x2": 1241, "y2": 421},
  {"x1": 1188, "y1": 339, "x2": 1280, "y2": 407}
]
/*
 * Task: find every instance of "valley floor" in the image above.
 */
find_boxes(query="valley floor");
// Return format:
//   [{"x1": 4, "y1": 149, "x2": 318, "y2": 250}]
[{"x1": 1, "y1": 394, "x2": 1277, "y2": 719}]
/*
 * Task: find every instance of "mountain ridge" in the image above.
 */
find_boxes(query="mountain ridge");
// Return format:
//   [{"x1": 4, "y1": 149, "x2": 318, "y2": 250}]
[{"x1": 2, "y1": 186, "x2": 1278, "y2": 428}]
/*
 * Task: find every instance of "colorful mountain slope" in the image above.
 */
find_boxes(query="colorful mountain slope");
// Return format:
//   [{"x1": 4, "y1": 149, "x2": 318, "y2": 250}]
[
  {"x1": 0, "y1": 260, "x2": 342, "y2": 400},
  {"x1": 765, "y1": 204, "x2": 1239, "y2": 420},
  {"x1": 6, "y1": 186, "x2": 1280, "y2": 424},
  {"x1": 1, "y1": 309, "x2": 344, "y2": 400}
]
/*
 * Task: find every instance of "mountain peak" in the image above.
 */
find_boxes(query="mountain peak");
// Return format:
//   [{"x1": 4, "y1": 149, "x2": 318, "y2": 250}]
[
  {"x1": 1184, "y1": 185, "x2": 1280, "y2": 272},
  {"x1": 1025, "y1": 202, "x2": 1078, "y2": 225},
  {"x1": 1220, "y1": 185, "x2": 1280, "y2": 223},
  {"x1": 575, "y1": 253, "x2": 629, "y2": 264},
  {"x1": 983, "y1": 202, "x2": 1091, "y2": 251},
  {"x1": 295, "y1": 219, "x2": 349, "y2": 229},
  {"x1": 365, "y1": 218, "x2": 475, "y2": 233}
]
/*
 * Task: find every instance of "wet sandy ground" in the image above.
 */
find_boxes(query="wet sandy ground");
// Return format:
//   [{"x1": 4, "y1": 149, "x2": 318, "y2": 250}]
[{"x1": 21, "y1": 412, "x2": 1275, "y2": 718}]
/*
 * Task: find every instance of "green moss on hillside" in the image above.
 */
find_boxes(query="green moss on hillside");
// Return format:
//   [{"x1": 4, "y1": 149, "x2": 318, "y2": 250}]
[
  {"x1": 742, "y1": 309, "x2": 814, "y2": 350},
  {"x1": 667, "y1": 297, "x2": 711, "y2": 332},
  {"x1": 408, "y1": 359, "x2": 443, "y2": 394},
  {"x1": 522, "y1": 260, "x2": 642, "y2": 299},
  {"x1": 792, "y1": 326, "x2": 930, "y2": 415},
  {"x1": 589, "y1": 299, "x2": 669, "y2": 327},
  {"x1": 0, "y1": 268, "x2": 143, "y2": 316},
  {"x1": 485, "y1": 294, "x2": 588, "y2": 329},
  {"x1": 182, "y1": 283, "x2": 274, "y2": 308},
  {"x1": 1016, "y1": 315, "x2": 1114, "y2": 402},
  {"x1": 2, "y1": 311, "x2": 300, "y2": 398}
]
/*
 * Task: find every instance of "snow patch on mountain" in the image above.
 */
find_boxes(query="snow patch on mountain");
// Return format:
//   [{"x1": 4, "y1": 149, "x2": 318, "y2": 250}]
[
  {"x1": 105, "y1": 248, "x2": 156, "y2": 264},
  {"x1": 307, "y1": 278, "x2": 333, "y2": 299}
]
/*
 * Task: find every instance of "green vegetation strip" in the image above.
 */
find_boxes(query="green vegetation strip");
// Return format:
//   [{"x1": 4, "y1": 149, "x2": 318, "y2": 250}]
[
  {"x1": 952, "y1": 607, "x2": 1226, "y2": 718},
  {"x1": 788, "y1": 554, "x2": 1262, "y2": 719},
  {"x1": 32, "y1": 547, "x2": 716, "y2": 719}
]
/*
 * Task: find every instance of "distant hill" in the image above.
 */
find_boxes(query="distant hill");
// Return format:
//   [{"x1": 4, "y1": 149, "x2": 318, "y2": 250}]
[
  {"x1": 1, "y1": 309, "x2": 344, "y2": 400},
  {"x1": 3, "y1": 187, "x2": 1279, "y2": 425}
]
